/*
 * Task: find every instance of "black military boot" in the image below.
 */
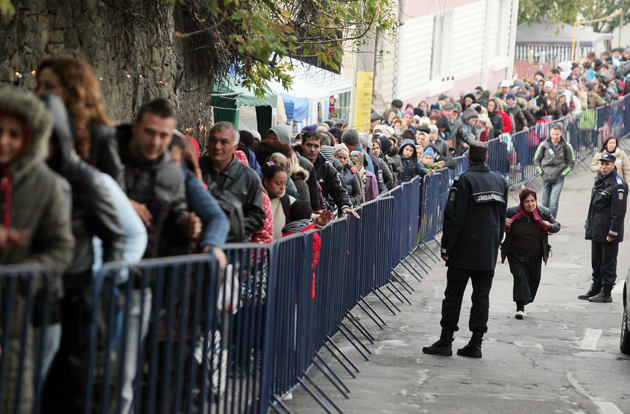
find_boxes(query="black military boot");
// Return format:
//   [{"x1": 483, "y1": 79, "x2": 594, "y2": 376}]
[
  {"x1": 422, "y1": 330, "x2": 454, "y2": 356},
  {"x1": 578, "y1": 282, "x2": 601, "y2": 300},
  {"x1": 588, "y1": 285, "x2": 613, "y2": 303},
  {"x1": 457, "y1": 332, "x2": 483, "y2": 358}
]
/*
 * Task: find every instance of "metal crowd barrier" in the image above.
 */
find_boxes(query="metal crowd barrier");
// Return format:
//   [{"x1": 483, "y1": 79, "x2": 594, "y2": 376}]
[
  {"x1": 82, "y1": 247, "x2": 272, "y2": 414},
  {"x1": 0, "y1": 265, "x2": 51, "y2": 414}
]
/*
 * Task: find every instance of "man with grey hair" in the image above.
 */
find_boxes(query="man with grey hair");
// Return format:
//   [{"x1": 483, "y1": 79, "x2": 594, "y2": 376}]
[{"x1": 200, "y1": 121, "x2": 265, "y2": 242}]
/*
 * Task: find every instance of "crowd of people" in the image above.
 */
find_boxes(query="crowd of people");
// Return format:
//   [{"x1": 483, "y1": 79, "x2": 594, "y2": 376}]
[{"x1": 2, "y1": 47, "x2": 630, "y2": 410}]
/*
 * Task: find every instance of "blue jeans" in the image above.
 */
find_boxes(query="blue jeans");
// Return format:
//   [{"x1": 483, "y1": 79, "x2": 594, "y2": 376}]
[{"x1": 541, "y1": 176, "x2": 564, "y2": 218}]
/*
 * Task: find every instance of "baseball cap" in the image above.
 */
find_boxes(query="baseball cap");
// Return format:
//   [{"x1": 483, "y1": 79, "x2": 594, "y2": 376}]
[{"x1": 599, "y1": 152, "x2": 616, "y2": 163}]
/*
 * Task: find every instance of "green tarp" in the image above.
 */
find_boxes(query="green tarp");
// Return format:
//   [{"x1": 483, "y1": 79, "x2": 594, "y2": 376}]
[{"x1": 211, "y1": 75, "x2": 277, "y2": 129}]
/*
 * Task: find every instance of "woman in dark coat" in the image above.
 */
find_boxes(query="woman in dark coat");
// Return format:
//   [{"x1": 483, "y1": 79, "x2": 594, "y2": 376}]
[
  {"x1": 501, "y1": 189, "x2": 561, "y2": 319},
  {"x1": 486, "y1": 97, "x2": 504, "y2": 138}
]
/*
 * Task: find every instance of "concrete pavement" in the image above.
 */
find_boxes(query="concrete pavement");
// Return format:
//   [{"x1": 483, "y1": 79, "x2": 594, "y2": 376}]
[{"x1": 283, "y1": 162, "x2": 630, "y2": 414}]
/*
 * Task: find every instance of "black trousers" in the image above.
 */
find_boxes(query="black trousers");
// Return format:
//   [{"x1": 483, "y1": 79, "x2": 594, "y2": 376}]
[
  {"x1": 507, "y1": 252, "x2": 543, "y2": 304},
  {"x1": 440, "y1": 267, "x2": 494, "y2": 334},
  {"x1": 591, "y1": 241, "x2": 619, "y2": 286}
]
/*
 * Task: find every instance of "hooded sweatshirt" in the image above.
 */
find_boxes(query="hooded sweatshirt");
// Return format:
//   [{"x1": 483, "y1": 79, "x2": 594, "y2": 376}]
[
  {"x1": 268, "y1": 124, "x2": 293, "y2": 144},
  {"x1": 399, "y1": 139, "x2": 427, "y2": 183}
]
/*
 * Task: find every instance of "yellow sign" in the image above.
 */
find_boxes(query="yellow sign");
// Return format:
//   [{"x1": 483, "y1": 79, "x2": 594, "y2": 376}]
[{"x1": 353, "y1": 71, "x2": 373, "y2": 131}]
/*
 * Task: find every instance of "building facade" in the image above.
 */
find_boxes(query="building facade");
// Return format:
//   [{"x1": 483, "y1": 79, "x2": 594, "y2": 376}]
[{"x1": 373, "y1": 0, "x2": 519, "y2": 110}]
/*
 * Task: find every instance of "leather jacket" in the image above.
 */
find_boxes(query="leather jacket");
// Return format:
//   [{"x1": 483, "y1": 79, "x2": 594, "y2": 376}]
[
  {"x1": 199, "y1": 154, "x2": 266, "y2": 241},
  {"x1": 117, "y1": 124, "x2": 191, "y2": 258},
  {"x1": 87, "y1": 123, "x2": 125, "y2": 187},
  {"x1": 43, "y1": 95, "x2": 125, "y2": 295}
]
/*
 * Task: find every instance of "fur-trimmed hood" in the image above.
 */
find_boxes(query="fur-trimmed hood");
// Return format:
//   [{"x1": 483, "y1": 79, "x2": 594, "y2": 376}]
[
  {"x1": 516, "y1": 97, "x2": 529, "y2": 109},
  {"x1": 0, "y1": 87, "x2": 53, "y2": 181}
]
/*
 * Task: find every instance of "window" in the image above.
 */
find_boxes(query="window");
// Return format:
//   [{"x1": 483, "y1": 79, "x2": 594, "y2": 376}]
[
  {"x1": 430, "y1": 12, "x2": 452, "y2": 79},
  {"x1": 494, "y1": 0, "x2": 504, "y2": 58},
  {"x1": 495, "y1": 0, "x2": 513, "y2": 58}
]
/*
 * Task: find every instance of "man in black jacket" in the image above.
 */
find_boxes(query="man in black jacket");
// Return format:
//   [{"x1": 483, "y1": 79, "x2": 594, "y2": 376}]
[
  {"x1": 200, "y1": 121, "x2": 266, "y2": 241},
  {"x1": 423, "y1": 141, "x2": 508, "y2": 359},
  {"x1": 301, "y1": 131, "x2": 359, "y2": 218},
  {"x1": 115, "y1": 99, "x2": 202, "y2": 414},
  {"x1": 117, "y1": 99, "x2": 200, "y2": 258},
  {"x1": 579, "y1": 153, "x2": 628, "y2": 302}
]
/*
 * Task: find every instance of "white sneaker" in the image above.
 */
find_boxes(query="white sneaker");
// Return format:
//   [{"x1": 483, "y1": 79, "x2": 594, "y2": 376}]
[{"x1": 515, "y1": 310, "x2": 525, "y2": 319}]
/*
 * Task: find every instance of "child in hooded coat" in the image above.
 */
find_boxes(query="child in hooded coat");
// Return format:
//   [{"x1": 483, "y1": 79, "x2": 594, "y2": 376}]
[{"x1": 399, "y1": 139, "x2": 428, "y2": 182}]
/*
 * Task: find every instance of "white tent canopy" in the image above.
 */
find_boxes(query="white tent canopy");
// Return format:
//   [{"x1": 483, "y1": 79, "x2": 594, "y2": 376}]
[
  {"x1": 516, "y1": 19, "x2": 613, "y2": 48},
  {"x1": 266, "y1": 58, "x2": 352, "y2": 101}
]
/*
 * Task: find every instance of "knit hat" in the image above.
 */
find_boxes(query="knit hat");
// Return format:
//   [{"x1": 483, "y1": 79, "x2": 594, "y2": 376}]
[
  {"x1": 391, "y1": 99, "x2": 403, "y2": 108},
  {"x1": 422, "y1": 148, "x2": 435, "y2": 159},
  {"x1": 430, "y1": 102, "x2": 441, "y2": 110},
  {"x1": 477, "y1": 114, "x2": 489, "y2": 124},
  {"x1": 350, "y1": 150, "x2": 367, "y2": 167},
  {"x1": 403, "y1": 109, "x2": 414, "y2": 117},
  {"x1": 500, "y1": 80, "x2": 511, "y2": 88},
  {"x1": 506, "y1": 93, "x2": 516, "y2": 101},
  {"x1": 334, "y1": 143, "x2": 349, "y2": 157},
  {"x1": 543, "y1": 81, "x2": 554, "y2": 89},
  {"x1": 301, "y1": 125, "x2": 316, "y2": 132},
  {"x1": 373, "y1": 125, "x2": 387, "y2": 135}
]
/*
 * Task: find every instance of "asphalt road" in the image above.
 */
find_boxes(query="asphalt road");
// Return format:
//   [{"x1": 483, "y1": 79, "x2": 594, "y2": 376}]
[{"x1": 283, "y1": 164, "x2": 630, "y2": 414}]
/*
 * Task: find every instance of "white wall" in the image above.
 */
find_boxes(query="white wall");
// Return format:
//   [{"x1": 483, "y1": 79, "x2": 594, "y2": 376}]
[{"x1": 390, "y1": 0, "x2": 518, "y2": 103}]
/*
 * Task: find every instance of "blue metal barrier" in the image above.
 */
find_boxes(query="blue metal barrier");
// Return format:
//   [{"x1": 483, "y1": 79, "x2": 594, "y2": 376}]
[
  {"x1": 84, "y1": 247, "x2": 274, "y2": 414},
  {"x1": 419, "y1": 172, "x2": 442, "y2": 244},
  {"x1": 0, "y1": 265, "x2": 51, "y2": 414}
]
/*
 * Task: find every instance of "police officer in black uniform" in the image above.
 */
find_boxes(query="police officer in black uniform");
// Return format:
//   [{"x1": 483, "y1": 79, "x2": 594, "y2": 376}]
[
  {"x1": 579, "y1": 152, "x2": 628, "y2": 303},
  {"x1": 423, "y1": 141, "x2": 509, "y2": 358}
]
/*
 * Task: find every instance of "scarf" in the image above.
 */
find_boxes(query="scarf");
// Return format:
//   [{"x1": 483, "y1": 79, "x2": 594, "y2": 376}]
[
  {"x1": 506, "y1": 204, "x2": 549, "y2": 233},
  {"x1": 281, "y1": 219, "x2": 312, "y2": 235}
]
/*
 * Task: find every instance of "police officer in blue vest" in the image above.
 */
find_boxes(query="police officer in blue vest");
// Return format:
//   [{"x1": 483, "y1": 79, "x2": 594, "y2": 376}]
[
  {"x1": 423, "y1": 141, "x2": 509, "y2": 358},
  {"x1": 579, "y1": 152, "x2": 628, "y2": 303}
]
